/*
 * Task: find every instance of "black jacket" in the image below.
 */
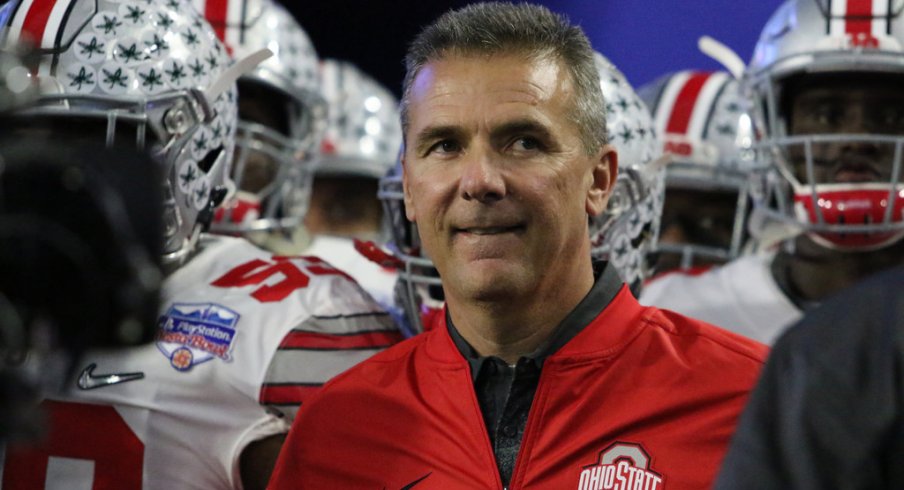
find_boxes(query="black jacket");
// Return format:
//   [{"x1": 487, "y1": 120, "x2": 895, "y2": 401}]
[{"x1": 715, "y1": 266, "x2": 904, "y2": 489}]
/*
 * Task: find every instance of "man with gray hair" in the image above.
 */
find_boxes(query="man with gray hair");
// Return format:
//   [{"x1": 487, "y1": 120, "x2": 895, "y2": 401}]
[{"x1": 269, "y1": 3, "x2": 765, "y2": 489}]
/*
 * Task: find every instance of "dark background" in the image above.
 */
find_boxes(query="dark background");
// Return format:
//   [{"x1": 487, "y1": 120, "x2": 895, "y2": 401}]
[
  {"x1": 287, "y1": 0, "x2": 471, "y2": 97},
  {"x1": 286, "y1": 0, "x2": 783, "y2": 97}
]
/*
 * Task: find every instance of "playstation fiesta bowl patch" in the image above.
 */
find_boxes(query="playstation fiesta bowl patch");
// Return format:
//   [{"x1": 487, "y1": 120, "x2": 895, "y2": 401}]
[{"x1": 156, "y1": 302, "x2": 240, "y2": 371}]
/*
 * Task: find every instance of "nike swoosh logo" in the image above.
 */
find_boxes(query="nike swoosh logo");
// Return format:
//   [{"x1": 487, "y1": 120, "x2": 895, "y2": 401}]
[
  {"x1": 77, "y1": 363, "x2": 144, "y2": 390},
  {"x1": 400, "y1": 472, "x2": 431, "y2": 490}
]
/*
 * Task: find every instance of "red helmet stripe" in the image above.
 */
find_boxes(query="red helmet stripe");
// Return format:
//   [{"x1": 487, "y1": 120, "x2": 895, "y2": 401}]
[
  {"x1": 665, "y1": 72, "x2": 712, "y2": 136},
  {"x1": 204, "y1": 0, "x2": 229, "y2": 45},
  {"x1": 845, "y1": 0, "x2": 874, "y2": 37},
  {"x1": 20, "y1": 0, "x2": 54, "y2": 48}
]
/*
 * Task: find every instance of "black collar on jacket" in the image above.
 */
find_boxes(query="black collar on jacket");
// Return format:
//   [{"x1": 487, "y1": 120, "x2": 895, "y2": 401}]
[{"x1": 447, "y1": 260, "x2": 624, "y2": 381}]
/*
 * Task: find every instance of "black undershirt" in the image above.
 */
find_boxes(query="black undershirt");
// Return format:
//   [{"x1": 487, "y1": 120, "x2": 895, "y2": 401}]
[{"x1": 770, "y1": 249, "x2": 819, "y2": 311}]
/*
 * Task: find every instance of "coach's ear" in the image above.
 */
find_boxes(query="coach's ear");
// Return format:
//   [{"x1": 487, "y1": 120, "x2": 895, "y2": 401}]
[{"x1": 586, "y1": 145, "x2": 617, "y2": 217}]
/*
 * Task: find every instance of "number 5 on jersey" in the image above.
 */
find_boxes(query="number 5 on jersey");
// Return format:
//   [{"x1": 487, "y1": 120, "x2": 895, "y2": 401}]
[{"x1": 211, "y1": 256, "x2": 354, "y2": 303}]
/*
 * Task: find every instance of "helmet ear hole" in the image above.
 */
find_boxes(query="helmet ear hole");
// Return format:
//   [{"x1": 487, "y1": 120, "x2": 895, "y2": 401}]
[
  {"x1": 198, "y1": 146, "x2": 223, "y2": 173},
  {"x1": 197, "y1": 185, "x2": 230, "y2": 232}
]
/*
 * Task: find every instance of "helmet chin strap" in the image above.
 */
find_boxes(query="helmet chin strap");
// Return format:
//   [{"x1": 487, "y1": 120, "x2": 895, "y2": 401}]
[
  {"x1": 746, "y1": 204, "x2": 904, "y2": 260},
  {"x1": 162, "y1": 184, "x2": 228, "y2": 270},
  {"x1": 161, "y1": 225, "x2": 203, "y2": 272},
  {"x1": 746, "y1": 206, "x2": 804, "y2": 252}
]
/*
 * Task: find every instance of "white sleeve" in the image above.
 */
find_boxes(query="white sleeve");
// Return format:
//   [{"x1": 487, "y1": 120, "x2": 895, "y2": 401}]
[{"x1": 260, "y1": 311, "x2": 400, "y2": 422}]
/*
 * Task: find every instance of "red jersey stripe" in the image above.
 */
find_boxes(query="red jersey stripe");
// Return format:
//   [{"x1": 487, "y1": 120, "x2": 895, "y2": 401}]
[
  {"x1": 20, "y1": 0, "x2": 54, "y2": 48},
  {"x1": 665, "y1": 72, "x2": 711, "y2": 136},
  {"x1": 845, "y1": 0, "x2": 873, "y2": 37},
  {"x1": 204, "y1": 0, "x2": 229, "y2": 45},
  {"x1": 279, "y1": 330, "x2": 403, "y2": 350},
  {"x1": 260, "y1": 384, "x2": 321, "y2": 405}
]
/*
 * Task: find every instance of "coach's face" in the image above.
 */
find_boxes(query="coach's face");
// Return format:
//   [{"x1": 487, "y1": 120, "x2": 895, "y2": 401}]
[{"x1": 403, "y1": 54, "x2": 614, "y2": 304}]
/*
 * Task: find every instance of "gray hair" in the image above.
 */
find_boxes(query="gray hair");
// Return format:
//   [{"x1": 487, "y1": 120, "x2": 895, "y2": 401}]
[{"x1": 400, "y1": 2, "x2": 607, "y2": 154}]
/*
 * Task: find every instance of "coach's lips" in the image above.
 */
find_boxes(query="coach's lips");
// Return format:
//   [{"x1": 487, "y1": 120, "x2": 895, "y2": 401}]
[{"x1": 454, "y1": 223, "x2": 525, "y2": 236}]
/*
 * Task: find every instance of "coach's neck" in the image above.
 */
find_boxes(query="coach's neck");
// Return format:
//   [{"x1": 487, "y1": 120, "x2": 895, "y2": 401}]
[{"x1": 444, "y1": 256, "x2": 596, "y2": 365}]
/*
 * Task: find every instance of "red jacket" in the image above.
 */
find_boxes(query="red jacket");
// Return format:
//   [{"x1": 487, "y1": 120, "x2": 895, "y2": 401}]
[{"x1": 269, "y1": 285, "x2": 767, "y2": 489}]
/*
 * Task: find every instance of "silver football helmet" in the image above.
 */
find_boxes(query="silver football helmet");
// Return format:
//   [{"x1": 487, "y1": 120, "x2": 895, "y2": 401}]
[
  {"x1": 589, "y1": 52, "x2": 666, "y2": 291},
  {"x1": 1, "y1": 0, "x2": 238, "y2": 266},
  {"x1": 639, "y1": 70, "x2": 757, "y2": 269},
  {"x1": 316, "y1": 59, "x2": 402, "y2": 243},
  {"x1": 745, "y1": 0, "x2": 904, "y2": 251},
  {"x1": 200, "y1": 0, "x2": 325, "y2": 236},
  {"x1": 318, "y1": 59, "x2": 402, "y2": 181}
]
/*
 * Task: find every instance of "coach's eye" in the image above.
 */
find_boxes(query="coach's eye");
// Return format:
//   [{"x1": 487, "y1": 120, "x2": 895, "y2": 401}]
[
  {"x1": 430, "y1": 140, "x2": 461, "y2": 155},
  {"x1": 510, "y1": 136, "x2": 543, "y2": 154}
]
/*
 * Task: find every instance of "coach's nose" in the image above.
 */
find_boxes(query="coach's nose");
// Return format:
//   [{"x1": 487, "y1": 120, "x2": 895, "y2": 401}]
[{"x1": 459, "y1": 146, "x2": 506, "y2": 204}]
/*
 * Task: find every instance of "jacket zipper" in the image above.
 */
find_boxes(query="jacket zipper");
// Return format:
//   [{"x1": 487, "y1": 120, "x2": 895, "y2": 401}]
[
  {"x1": 463, "y1": 365, "x2": 506, "y2": 490},
  {"x1": 506, "y1": 359, "x2": 554, "y2": 489}
]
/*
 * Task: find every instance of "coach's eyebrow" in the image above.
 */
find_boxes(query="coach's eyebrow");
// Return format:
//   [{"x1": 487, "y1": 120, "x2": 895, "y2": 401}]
[
  {"x1": 489, "y1": 118, "x2": 555, "y2": 146},
  {"x1": 413, "y1": 125, "x2": 467, "y2": 156}
]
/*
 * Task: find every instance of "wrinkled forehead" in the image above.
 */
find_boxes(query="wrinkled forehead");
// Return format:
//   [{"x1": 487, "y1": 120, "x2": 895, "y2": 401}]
[
  {"x1": 406, "y1": 54, "x2": 573, "y2": 133},
  {"x1": 415, "y1": 54, "x2": 564, "y2": 98}
]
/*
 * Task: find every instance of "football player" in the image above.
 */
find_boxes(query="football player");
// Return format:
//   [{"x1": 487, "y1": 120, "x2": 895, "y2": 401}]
[
  {"x1": 638, "y1": 70, "x2": 757, "y2": 274},
  {"x1": 587, "y1": 52, "x2": 665, "y2": 293},
  {"x1": 640, "y1": 0, "x2": 904, "y2": 345},
  {"x1": 306, "y1": 59, "x2": 402, "y2": 314},
  {"x1": 204, "y1": 0, "x2": 323, "y2": 257},
  {"x1": 310, "y1": 59, "x2": 401, "y2": 243},
  {"x1": 0, "y1": 1, "x2": 399, "y2": 488},
  {"x1": 0, "y1": 46, "x2": 162, "y2": 443},
  {"x1": 0, "y1": 136, "x2": 163, "y2": 443},
  {"x1": 203, "y1": 4, "x2": 401, "y2": 316}
]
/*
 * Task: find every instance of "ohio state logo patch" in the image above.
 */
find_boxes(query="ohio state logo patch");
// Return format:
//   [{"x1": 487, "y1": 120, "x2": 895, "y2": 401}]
[{"x1": 577, "y1": 442, "x2": 663, "y2": 490}]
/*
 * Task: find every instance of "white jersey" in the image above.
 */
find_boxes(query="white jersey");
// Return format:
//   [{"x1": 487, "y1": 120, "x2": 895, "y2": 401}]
[
  {"x1": 304, "y1": 235, "x2": 398, "y2": 313},
  {"x1": 639, "y1": 252, "x2": 802, "y2": 345},
  {"x1": 3, "y1": 235, "x2": 400, "y2": 489}
]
